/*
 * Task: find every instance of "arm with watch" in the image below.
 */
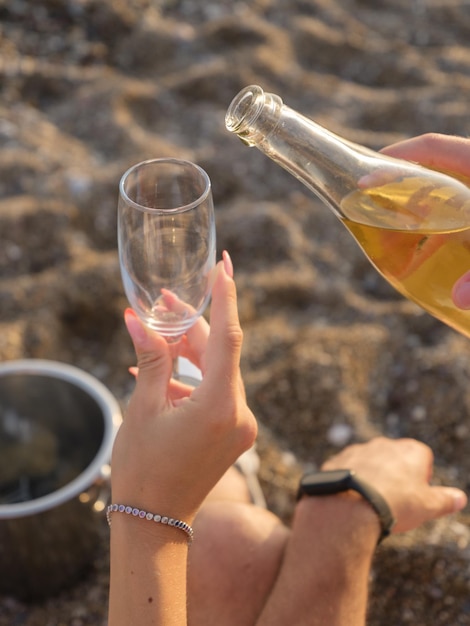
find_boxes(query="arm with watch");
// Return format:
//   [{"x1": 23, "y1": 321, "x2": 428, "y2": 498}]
[
  {"x1": 297, "y1": 467, "x2": 395, "y2": 543},
  {"x1": 256, "y1": 437, "x2": 467, "y2": 626}
]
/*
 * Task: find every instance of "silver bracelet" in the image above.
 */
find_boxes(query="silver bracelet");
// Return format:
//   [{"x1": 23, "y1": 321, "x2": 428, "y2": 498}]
[{"x1": 106, "y1": 504, "x2": 194, "y2": 545}]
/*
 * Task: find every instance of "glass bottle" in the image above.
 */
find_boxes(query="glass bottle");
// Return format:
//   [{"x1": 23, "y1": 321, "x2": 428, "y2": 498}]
[{"x1": 225, "y1": 84, "x2": 470, "y2": 338}]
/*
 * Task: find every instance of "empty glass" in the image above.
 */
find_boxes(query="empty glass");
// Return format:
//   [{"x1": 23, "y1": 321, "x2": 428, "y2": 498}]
[{"x1": 118, "y1": 158, "x2": 216, "y2": 380}]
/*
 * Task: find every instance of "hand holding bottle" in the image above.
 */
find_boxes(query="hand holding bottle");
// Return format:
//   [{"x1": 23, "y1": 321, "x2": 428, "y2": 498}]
[
  {"x1": 226, "y1": 88, "x2": 470, "y2": 337},
  {"x1": 379, "y1": 133, "x2": 470, "y2": 311}
]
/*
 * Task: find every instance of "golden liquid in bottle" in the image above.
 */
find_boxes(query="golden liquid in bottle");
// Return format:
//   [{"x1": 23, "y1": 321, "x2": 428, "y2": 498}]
[{"x1": 340, "y1": 178, "x2": 470, "y2": 338}]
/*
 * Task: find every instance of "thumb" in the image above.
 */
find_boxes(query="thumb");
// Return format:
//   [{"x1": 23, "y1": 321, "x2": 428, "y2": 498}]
[
  {"x1": 124, "y1": 308, "x2": 172, "y2": 416},
  {"x1": 428, "y1": 486, "x2": 467, "y2": 518}
]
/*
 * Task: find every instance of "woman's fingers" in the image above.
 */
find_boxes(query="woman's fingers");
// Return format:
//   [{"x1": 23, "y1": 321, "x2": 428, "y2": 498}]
[
  {"x1": 180, "y1": 316, "x2": 210, "y2": 372},
  {"x1": 124, "y1": 251, "x2": 243, "y2": 418},
  {"x1": 124, "y1": 308, "x2": 173, "y2": 418},
  {"x1": 180, "y1": 251, "x2": 235, "y2": 373},
  {"x1": 194, "y1": 254, "x2": 243, "y2": 401}
]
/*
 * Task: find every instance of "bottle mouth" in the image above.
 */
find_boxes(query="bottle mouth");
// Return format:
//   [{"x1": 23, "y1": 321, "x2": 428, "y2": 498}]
[
  {"x1": 225, "y1": 85, "x2": 283, "y2": 146},
  {"x1": 225, "y1": 85, "x2": 266, "y2": 135}
]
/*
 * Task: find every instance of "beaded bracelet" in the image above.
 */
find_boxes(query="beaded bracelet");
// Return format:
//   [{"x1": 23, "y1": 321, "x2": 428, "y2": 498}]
[{"x1": 106, "y1": 504, "x2": 194, "y2": 545}]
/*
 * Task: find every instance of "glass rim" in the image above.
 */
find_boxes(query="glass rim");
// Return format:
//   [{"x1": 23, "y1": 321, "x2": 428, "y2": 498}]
[{"x1": 119, "y1": 157, "x2": 212, "y2": 214}]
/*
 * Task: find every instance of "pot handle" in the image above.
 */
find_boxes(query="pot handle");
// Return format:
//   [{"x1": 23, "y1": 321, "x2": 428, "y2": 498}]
[{"x1": 78, "y1": 463, "x2": 111, "y2": 513}]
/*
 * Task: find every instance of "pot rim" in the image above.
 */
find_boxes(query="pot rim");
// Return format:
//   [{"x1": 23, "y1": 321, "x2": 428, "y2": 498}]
[{"x1": 0, "y1": 359, "x2": 121, "y2": 518}]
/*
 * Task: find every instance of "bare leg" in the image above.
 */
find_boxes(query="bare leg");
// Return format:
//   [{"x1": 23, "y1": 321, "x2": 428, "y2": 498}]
[
  {"x1": 188, "y1": 502, "x2": 289, "y2": 626},
  {"x1": 203, "y1": 465, "x2": 254, "y2": 505},
  {"x1": 187, "y1": 467, "x2": 289, "y2": 626},
  {"x1": 188, "y1": 472, "x2": 378, "y2": 626},
  {"x1": 187, "y1": 437, "x2": 466, "y2": 626}
]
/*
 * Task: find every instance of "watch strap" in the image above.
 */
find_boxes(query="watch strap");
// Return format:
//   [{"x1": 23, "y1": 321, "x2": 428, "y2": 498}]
[
  {"x1": 297, "y1": 469, "x2": 395, "y2": 544},
  {"x1": 345, "y1": 473, "x2": 395, "y2": 543}
]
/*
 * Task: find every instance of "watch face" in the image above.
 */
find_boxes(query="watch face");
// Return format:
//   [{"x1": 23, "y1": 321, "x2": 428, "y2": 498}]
[{"x1": 300, "y1": 469, "x2": 353, "y2": 495}]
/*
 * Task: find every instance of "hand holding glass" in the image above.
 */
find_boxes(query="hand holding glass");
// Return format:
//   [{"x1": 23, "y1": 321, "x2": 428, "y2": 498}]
[{"x1": 118, "y1": 158, "x2": 216, "y2": 380}]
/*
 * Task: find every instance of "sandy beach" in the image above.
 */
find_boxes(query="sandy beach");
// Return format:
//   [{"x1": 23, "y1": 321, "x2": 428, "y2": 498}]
[{"x1": 2, "y1": 0, "x2": 470, "y2": 623}]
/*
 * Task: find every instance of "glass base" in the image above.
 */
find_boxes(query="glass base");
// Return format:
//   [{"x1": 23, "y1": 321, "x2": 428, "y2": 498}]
[{"x1": 176, "y1": 357, "x2": 202, "y2": 387}]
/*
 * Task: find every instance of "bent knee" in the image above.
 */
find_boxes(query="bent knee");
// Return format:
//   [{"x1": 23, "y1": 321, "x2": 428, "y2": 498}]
[
  {"x1": 188, "y1": 502, "x2": 289, "y2": 624},
  {"x1": 192, "y1": 501, "x2": 288, "y2": 570}
]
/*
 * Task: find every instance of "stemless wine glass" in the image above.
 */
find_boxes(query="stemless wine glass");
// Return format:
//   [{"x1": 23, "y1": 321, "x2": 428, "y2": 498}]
[{"x1": 118, "y1": 158, "x2": 216, "y2": 383}]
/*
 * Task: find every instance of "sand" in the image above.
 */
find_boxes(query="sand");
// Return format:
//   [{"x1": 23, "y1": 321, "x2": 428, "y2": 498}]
[{"x1": 2, "y1": 0, "x2": 470, "y2": 623}]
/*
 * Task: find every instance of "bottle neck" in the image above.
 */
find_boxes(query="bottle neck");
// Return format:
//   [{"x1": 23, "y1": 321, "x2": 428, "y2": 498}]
[{"x1": 225, "y1": 85, "x2": 370, "y2": 215}]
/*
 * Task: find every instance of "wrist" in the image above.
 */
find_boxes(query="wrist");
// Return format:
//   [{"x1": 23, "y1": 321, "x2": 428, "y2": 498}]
[
  {"x1": 111, "y1": 479, "x2": 198, "y2": 527},
  {"x1": 297, "y1": 469, "x2": 395, "y2": 543},
  {"x1": 110, "y1": 508, "x2": 192, "y2": 551},
  {"x1": 107, "y1": 503, "x2": 194, "y2": 546},
  {"x1": 109, "y1": 505, "x2": 189, "y2": 626},
  {"x1": 296, "y1": 491, "x2": 382, "y2": 555}
]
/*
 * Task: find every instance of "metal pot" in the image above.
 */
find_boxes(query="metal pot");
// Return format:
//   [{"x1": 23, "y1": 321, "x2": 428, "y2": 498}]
[{"x1": 0, "y1": 359, "x2": 121, "y2": 601}]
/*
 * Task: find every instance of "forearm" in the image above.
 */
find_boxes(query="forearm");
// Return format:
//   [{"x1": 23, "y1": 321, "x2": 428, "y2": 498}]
[
  {"x1": 108, "y1": 515, "x2": 189, "y2": 626},
  {"x1": 256, "y1": 494, "x2": 379, "y2": 626}
]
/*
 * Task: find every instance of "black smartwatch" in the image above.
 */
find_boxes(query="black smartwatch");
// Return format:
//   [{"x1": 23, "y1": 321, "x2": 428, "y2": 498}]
[{"x1": 297, "y1": 469, "x2": 395, "y2": 543}]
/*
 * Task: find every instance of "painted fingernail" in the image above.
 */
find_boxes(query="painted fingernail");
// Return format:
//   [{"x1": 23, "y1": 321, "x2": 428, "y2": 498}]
[
  {"x1": 124, "y1": 309, "x2": 148, "y2": 343},
  {"x1": 222, "y1": 250, "x2": 233, "y2": 278}
]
